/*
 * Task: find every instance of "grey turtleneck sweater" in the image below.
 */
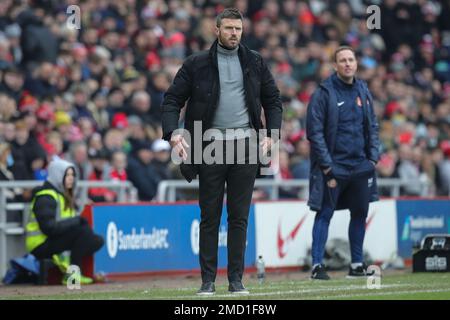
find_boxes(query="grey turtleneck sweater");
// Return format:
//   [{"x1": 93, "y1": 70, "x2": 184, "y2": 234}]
[{"x1": 212, "y1": 44, "x2": 251, "y2": 136}]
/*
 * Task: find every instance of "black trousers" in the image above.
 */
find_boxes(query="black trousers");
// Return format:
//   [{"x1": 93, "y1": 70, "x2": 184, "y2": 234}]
[
  {"x1": 32, "y1": 225, "x2": 104, "y2": 274},
  {"x1": 198, "y1": 138, "x2": 259, "y2": 283}
]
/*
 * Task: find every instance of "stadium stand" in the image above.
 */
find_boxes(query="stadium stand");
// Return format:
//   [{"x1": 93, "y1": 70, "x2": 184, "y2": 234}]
[{"x1": 0, "y1": 0, "x2": 449, "y2": 203}]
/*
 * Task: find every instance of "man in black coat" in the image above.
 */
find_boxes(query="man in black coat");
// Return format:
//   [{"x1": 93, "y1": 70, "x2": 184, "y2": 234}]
[{"x1": 161, "y1": 8, "x2": 282, "y2": 295}]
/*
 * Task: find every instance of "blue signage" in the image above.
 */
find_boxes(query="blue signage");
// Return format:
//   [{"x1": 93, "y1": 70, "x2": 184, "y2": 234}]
[
  {"x1": 397, "y1": 200, "x2": 450, "y2": 258},
  {"x1": 92, "y1": 204, "x2": 256, "y2": 274}
]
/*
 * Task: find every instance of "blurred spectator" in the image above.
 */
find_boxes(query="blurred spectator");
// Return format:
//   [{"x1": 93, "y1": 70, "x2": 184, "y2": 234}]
[
  {"x1": 24, "y1": 62, "x2": 57, "y2": 98},
  {"x1": 88, "y1": 91, "x2": 110, "y2": 132},
  {"x1": 108, "y1": 149, "x2": 129, "y2": 202},
  {"x1": 87, "y1": 148, "x2": 114, "y2": 203},
  {"x1": 104, "y1": 128, "x2": 127, "y2": 154},
  {"x1": 1, "y1": 121, "x2": 16, "y2": 144},
  {"x1": 17, "y1": 9, "x2": 57, "y2": 70},
  {"x1": 290, "y1": 132, "x2": 310, "y2": 179},
  {"x1": 4, "y1": 23, "x2": 22, "y2": 66},
  {"x1": 127, "y1": 90, "x2": 157, "y2": 128},
  {"x1": 106, "y1": 87, "x2": 127, "y2": 118},
  {"x1": 87, "y1": 132, "x2": 104, "y2": 155},
  {"x1": 0, "y1": 34, "x2": 11, "y2": 70},
  {"x1": 397, "y1": 144, "x2": 423, "y2": 196},
  {"x1": 438, "y1": 142, "x2": 450, "y2": 195},
  {"x1": 151, "y1": 139, "x2": 172, "y2": 181},
  {"x1": 148, "y1": 71, "x2": 171, "y2": 123},
  {"x1": 111, "y1": 112, "x2": 128, "y2": 131},
  {"x1": 0, "y1": 93, "x2": 17, "y2": 122},
  {"x1": 127, "y1": 139, "x2": 161, "y2": 201},
  {"x1": 110, "y1": 150, "x2": 128, "y2": 182},
  {"x1": 127, "y1": 115, "x2": 148, "y2": 150},
  {"x1": 77, "y1": 117, "x2": 96, "y2": 141},
  {"x1": 0, "y1": 142, "x2": 22, "y2": 202},
  {"x1": 10, "y1": 120, "x2": 46, "y2": 180},
  {"x1": 71, "y1": 85, "x2": 94, "y2": 122},
  {"x1": 65, "y1": 140, "x2": 91, "y2": 181},
  {"x1": 34, "y1": 101, "x2": 55, "y2": 138},
  {"x1": 45, "y1": 131, "x2": 64, "y2": 160},
  {"x1": 376, "y1": 150, "x2": 399, "y2": 196},
  {"x1": 0, "y1": 66, "x2": 25, "y2": 103}
]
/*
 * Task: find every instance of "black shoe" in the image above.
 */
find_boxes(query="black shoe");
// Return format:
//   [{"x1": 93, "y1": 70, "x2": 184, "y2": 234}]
[
  {"x1": 347, "y1": 263, "x2": 374, "y2": 278},
  {"x1": 311, "y1": 264, "x2": 330, "y2": 280},
  {"x1": 197, "y1": 282, "x2": 215, "y2": 296},
  {"x1": 228, "y1": 281, "x2": 249, "y2": 294}
]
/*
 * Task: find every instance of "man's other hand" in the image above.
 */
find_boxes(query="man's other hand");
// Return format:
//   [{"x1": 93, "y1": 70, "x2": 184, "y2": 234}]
[
  {"x1": 323, "y1": 167, "x2": 337, "y2": 188},
  {"x1": 170, "y1": 134, "x2": 189, "y2": 161},
  {"x1": 260, "y1": 137, "x2": 273, "y2": 156}
]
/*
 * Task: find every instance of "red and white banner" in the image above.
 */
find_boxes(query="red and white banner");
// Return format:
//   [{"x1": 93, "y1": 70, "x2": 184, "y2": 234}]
[{"x1": 254, "y1": 200, "x2": 397, "y2": 267}]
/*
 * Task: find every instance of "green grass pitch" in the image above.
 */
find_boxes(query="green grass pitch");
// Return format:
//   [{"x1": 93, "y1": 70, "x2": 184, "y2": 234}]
[{"x1": 1, "y1": 271, "x2": 450, "y2": 300}]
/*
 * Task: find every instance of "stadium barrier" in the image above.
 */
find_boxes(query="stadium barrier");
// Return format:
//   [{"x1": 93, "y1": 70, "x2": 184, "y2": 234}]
[
  {"x1": 396, "y1": 199, "x2": 450, "y2": 259},
  {"x1": 255, "y1": 199, "x2": 449, "y2": 268},
  {"x1": 254, "y1": 200, "x2": 398, "y2": 267},
  {"x1": 156, "y1": 178, "x2": 430, "y2": 202},
  {"x1": 80, "y1": 202, "x2": 256, "y2": 276},
  {"x1": 78, "y1": 199, "x2": 447, "y2": 278}
]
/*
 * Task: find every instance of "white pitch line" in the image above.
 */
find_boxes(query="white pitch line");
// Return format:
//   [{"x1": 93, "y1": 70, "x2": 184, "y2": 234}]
[
  {"x1": 147, "y1": 283, "x2": 411, "y2": 299},
  {"x1": 329, "y1": 288, "x2": 450, "y2": 299},
  {"x1": 172, "y1": 281, "x2": 408, "y2": 292}
]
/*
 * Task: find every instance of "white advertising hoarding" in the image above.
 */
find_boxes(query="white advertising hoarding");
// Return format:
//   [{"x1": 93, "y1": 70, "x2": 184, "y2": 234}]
[{"x1": 254, "y1": 200, "x2": 397, "y2": 267}]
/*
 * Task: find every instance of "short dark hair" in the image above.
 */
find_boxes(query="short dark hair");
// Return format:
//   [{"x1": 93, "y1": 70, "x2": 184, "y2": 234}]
[
  {"x1": 334, "y1": 46, "x2": 356, "y2": 62},
  {"x1": 216, "y1": 8, "x2": 243, "y2": 27}
]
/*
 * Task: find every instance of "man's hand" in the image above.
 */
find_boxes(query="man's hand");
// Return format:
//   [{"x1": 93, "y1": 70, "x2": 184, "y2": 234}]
[
  {"x1": 323, "y1": 167, "x2": 337, "y2": 188},
  {"x1": 327, "y1": 179, "x2": 337, "y2": 188},
  {"x1": 170, "y1": 134, "x2": 190, "y2": 161},
  {"x1": 323, "y1": 167, "x2": 331, "y2": 175},
  {"x1": 260, "y1": 137, "x2": 273, "y2": 156}
]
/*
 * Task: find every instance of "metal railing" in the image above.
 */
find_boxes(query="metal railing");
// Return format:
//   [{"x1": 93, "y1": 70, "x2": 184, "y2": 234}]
[
  {"x1": 156, "y1": 178, "x2": 430, "y2": 202},
  {"x1": 0, "y1": 180, "x2": 137, "y2": 279}
]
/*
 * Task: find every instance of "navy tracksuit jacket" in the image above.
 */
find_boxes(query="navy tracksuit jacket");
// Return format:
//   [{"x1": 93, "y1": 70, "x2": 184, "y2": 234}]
[{"x1": 306, "y1": 73, "x2": 380, "y2": 211}]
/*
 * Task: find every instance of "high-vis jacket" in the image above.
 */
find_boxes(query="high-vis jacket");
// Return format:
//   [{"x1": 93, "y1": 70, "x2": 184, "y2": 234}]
[{"x1": 25, "y1": 188, "x2": 76, "y2": 252}]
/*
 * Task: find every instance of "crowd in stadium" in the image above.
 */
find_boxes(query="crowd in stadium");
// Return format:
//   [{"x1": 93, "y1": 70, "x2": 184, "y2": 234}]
[{"x1": 0, "y1": 0, "x2": 449, "y2": 204}]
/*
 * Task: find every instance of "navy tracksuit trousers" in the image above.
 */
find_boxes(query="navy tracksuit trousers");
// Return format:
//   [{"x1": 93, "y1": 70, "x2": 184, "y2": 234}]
[{"x1": 311, "y1": 161, "x2": 374, "y2": 266}]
